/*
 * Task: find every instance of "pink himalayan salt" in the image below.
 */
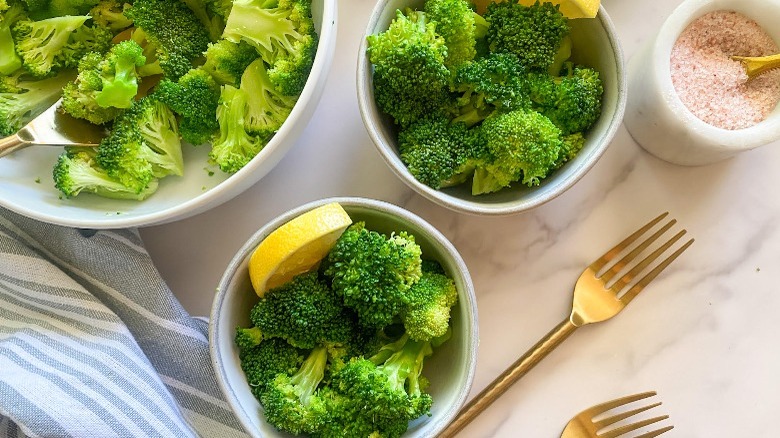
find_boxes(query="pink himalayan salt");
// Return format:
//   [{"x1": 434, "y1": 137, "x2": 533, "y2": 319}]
[{"x1": 670, "y1": 10, "x2": 780, "y2": 130}]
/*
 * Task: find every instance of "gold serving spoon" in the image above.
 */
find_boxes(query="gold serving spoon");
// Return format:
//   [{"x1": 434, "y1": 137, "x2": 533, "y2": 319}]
[
  {"x1": 0, "y1": 98, "x2": 105, "y2": 158},
  {"x1": 732, "y1": 53, "x2": 780, "y2": 80}
]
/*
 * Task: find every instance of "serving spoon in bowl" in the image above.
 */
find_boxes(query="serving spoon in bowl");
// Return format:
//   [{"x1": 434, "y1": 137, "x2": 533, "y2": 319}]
[
  {"x1": 732, "y1": 53, "x2": 780, "y2": 80},
  {"x1": 0, "y1": 98, "x2": 106, "y2": 158}
]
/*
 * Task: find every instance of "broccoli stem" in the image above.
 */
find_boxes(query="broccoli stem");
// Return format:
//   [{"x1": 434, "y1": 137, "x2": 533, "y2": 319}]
[{"x1": 291, "y1": 346, "x2": 327, "y2": 405}]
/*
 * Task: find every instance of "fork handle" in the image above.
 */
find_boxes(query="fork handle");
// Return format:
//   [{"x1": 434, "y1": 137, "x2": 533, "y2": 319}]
[
  {"x1": 0, "y1": 133, "x2": 30, "y2": 158},
  {"x1": 439, "y1": 318, "x2": 578, "y2": 437}
]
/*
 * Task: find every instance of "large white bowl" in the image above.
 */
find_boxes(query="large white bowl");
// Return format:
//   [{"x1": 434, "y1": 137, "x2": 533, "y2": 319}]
[
  {"x1": 209, "y1": 197, "x2": 479, "y2": 438},
  {"x1": 356, "y1": 1, "x2": 626, "y2": 216},
  {"x1": 0, "y1": 0, "x2": 337, "y2": 229}
]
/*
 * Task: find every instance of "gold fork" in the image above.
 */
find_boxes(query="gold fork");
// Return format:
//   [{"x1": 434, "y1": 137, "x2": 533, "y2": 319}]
[
  {"x1": 561, "y1": 391, "x2": 673, "y2": 438},
  {"x1": 439, "y1": 213, "x2": 693, "y2": 437}
]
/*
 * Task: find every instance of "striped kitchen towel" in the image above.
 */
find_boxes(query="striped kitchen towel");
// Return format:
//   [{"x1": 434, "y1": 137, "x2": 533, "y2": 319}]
[{"x1": 0, "y1": 208, "x2": 248, "y2": 438}]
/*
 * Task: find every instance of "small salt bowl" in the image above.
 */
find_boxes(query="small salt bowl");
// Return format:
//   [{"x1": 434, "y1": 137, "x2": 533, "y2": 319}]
[
  {"x1": 624, "y1": 0, "x2": 780, "y2": 166},
  {"x1": 209, "y1": 197, "x2": 479, "y2": 438}
]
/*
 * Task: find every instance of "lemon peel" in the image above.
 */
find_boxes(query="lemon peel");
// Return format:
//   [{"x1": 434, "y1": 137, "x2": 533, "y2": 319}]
[
  {"x1": 248, "y1": 202, "x2": 352, "y2": 296},
  {"x1": 518, "y1": 0, "x2": 599, "y2": 19}
]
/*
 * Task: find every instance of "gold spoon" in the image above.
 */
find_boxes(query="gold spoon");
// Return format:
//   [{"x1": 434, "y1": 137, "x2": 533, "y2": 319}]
[
  {"x1": 732, "y1": 53, "x2": 780, "y2": 80},
  {"x1": 0, "y1": 98, "x2": 105, "y2": 158}
]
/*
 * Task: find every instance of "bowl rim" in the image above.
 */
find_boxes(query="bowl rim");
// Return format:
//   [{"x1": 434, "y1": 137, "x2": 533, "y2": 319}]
[
  {"x1": 0, "y1": 0, "x2": 338, "y2": 230},
  {"x1": 356, "y1": 3, "x2": 627, "y2": 216},
  {"x1": 209, "y1": 196, "x2": 479, "y2": 438}
]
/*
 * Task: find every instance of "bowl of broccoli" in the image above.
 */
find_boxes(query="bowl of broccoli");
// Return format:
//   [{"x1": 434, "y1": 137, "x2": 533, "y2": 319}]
[
  {"x1": 209, "y1": 197, "x2": 479, "y2": 438},
  {"x1": 357, "y1": 0, "x2": 626, "y2": 216},
  {"x1": 0, "y1": 0, "x2": 337, "y2": 228}
]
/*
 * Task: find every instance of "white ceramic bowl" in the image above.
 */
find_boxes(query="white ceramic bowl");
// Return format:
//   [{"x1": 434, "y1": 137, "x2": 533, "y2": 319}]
[
  {"x1": 209, "y1": 197, "x2": 479, "y2": 438},
  {"x1": 357, "y1": 1, "x2": 626, "y2": 216},
  {"x1": 0, "y1": 0, "x2": 337, "y2": 229},
  {"x1": 624, "y1": 0, "x2": 780, "y2": 166}
]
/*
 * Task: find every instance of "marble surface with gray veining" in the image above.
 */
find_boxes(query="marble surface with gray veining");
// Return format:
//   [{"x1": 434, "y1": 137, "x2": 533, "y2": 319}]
[{"x1": 139, "y1": 0, "x2": 780, "y2": 436}]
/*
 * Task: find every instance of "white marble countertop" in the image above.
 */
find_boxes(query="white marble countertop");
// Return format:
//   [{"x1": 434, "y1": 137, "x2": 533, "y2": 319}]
[{"x1": 140, "y1": 0, "x2": 780, "y2": 436}]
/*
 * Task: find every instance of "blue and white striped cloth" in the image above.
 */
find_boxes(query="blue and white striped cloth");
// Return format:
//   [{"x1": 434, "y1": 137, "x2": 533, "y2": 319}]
[{"x1": 0, "y1": 208, "x2": 248, "y2": 438}]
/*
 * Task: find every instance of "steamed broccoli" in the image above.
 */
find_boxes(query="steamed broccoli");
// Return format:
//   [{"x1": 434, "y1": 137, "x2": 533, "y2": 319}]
[
  {"x1": 484, "y1": 0, "x2": 569, "y2": 72},
  {"x1": 241, "y1": 58, "x2": 297, "y2": 139},
  {"x1": 177, "y1": 0, "x2": 223, "y2": 42},
  {"x1": 235, "y1": 337, "x2": 304, "y2": 400},
  {"x1": 534, "y1": 64, "x2": 604, "y2": 135},
  {"x1": 0, "y1": 2, "x2": 26, "y2": 75},
  {"x1": 12, "y1": 15, "x2": 112, "y2": 78},
  {"x1": 61, "y1": 40, "x2": 146, "y2": 124},
  {"x1": 248, "y1": 272, "x2": 357, "y2": 349},
  {"x1": 260, "y1": 346, "x2": 329, "y2": 435},
  {"x1": 324, "y1": 222, "x2": 423, "y2": 329},
  {"x1": 472, "y1": 110, "x2": 563, "y2": 194},
  {"x1": 155, "y1": 68, "x2": 220, "y2": 145},
  {"x1": 222, "y1": 0, "x2": 317, "y2": 96},
  {"x1": 53, "y1": 147, "x2": 159, "y2": 199},
  {"x1": 402, "y1": 271, "x2": 458, "y2": 342},
  {"x1": 398, "y1": 115, "x2": 487, "y2": 189},
  {"x1": 323, "y1": 334, "x2": 434, "y2": 438},
  {"x1": 367, "y1": 9, "x2": 451, "y2": 128},
  {"x1": 124, "y1": 0, "x2": 211, "y2": 79},
  {"x1": 88, "y1": 0, "x2": 132, "y2": 31},
  {"x1": 202, "y1": 39, "x2": 258, "y2": 86},
  {"x1": 210, "y1": 84, "x2": 264, "y2": 173},
  {"x1": 0, "y1": 70, "x2": 73, "y2": 136},
  {"x1": 555, "y1": 132, "x2": 585, "y2": 169},
  {"x1": 423, "y1": 0, "x2": 486, "y2": 69},
  {"x1": 87, "y1": 96, "x2": 182, "y2": 196}
]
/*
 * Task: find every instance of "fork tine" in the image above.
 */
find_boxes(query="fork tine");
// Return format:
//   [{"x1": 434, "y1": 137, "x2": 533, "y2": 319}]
[
  {"x1": 583, "y1": 391, "x2": 657, "y2": 417},
  {"x1": 593, "y1": 402, "x2": 662, "y2": 429},
  {"x1": 610, "y1": 229, "x2": 686, "y2": 292},
  {"x1": 600, "y1": 415, "x2": 669, "y2": 438},
  {"x1": 634, "y1": 426, "x2": 674, "y2": 438},
  {"x1": 599, "y1": 219, "x2": 676, "y2": 284},
  {"x1": 589, "y1": 213, "x2": 669, "y2": 273},
  {"x1": 618, "y1": 237, "x2": 695, "y2": 305}
]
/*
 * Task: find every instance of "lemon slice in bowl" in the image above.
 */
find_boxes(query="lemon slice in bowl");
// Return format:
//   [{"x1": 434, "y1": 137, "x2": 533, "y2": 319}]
[
  {"x1": 248, "y1": 202, "x2": 352, "y2": 296},
  {"x1": 518, "y1": 0, "x2": 599, "y2": 18}
]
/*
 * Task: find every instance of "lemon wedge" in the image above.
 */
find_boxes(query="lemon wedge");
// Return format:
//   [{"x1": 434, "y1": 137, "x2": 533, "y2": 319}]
[
  {"x1": 248, "y1": 202, "x2": 352, "y2": 296},
  {"x1": 518, "y1": 0, "x2": 599, "y2": 19}
]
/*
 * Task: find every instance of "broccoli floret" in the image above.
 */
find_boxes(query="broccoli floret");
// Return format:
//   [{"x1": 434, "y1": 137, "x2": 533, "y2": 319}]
[
  {"x1": 61, "y1": 40, "x2": 146, "y2": 124},
  {"x1": 222, "y1": 0, "x2": 317, "y2": 96},
  {"x1": 46, "y1": 0, "x2": 100, "y2": 16},
  {"x1": 0, "y1": 70, "x2": 73, "y2": 136},
  {"x1": 12, "y1": 15, "x2": 104, "y2": 78},
  {"x1": 324, "y1": 222, "x2": 422, "y2": 329},
  {"x1": 93, "y1": 96, "x2": 182, "y2": 194},
  {"x1": 210, "y1": 84, "x2": 265, "y2": 173},
  {"x1": 53, "y1": 147, "x2": 159, "y2": 200},
  {"x1": 235, "y1": 326, "x2": 265, "y2": 351},
  {"x1": 537, "y1": 65, "x2": 604, "y2": 135},
  {"x1": 0, "y1": 3, "x2": 26, "y2": 75},
  {"x1": 472, "y1": 110, "x2": 563, "y2": 194},
  {"x1": 236, "y1": 337, "x2": 304, "y2": 400},
  {"x1": 89, "y1": 0, "x2": 132, "y2": 31},
  {"x1": 155, "y1": 68, "x2": 220, "y2": 145},
  {"x1": 402, "y1": 271, "x2": 458, "y2": 342},
  {"x1": 178, "y1": 0, "x2": 223, "y2": 42},
  {"x1": 124, "y1": 0, "x2": 211, "y2": 79},
  {"x1": 367, "y1": 9, "x2": 451, "y2": 128},
  {"x1": 423, "y1": 0, "x2": 486, "y2": 69},
  {"x1": 260, "y1": 346, "x2": 329, "y2": 435},
  {"x1": 484, "y1": 0, "x2": 569, "y2": 72},
  {"x1": 248, "y1": 272, "x2": 357, "y2": 349},
  {"x1": 202, "y1": 39, "x2": 257, "y2": 86},
  {"x1": 421, "y1": 259, "x2": 445, "y2": 275},
  {"x1": 398, "y1": 115, "x2": 487, "y2": 190},
  {"x1": 241, "y1": 58, "x2": 297, "y2": 139},
  {"x1": 555, "y1": 132, "x2": 585, "y2": 169},
  {"x1": 452, "y1": 53, "x2": 531, "y2": 125},
  {"x1": 323, "y1": 334, "x2": 434, "y2": 437}
]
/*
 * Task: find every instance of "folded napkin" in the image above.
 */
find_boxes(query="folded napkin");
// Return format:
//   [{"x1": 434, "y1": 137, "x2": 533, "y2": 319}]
[{"x1": 0, "y1": 208, "x2": 248, "y2": 438}]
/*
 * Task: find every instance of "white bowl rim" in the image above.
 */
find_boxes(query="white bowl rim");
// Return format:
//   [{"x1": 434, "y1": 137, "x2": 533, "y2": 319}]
[
  {"x1": 0, "y1": 0, "x2": 338, "y2": 230},
  {"x1": 356, "y1": 4, "x2": 627, "y2": 216},
  {"x1": 209, "y1": 196, "x2": 480, "y2": 438}
]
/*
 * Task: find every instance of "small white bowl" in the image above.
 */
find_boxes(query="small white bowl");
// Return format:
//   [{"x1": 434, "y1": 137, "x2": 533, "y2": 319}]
[
  {"x1": 356, "y1": 1, "x2": 626, "y2": 216},
  {"x1": 624, "y1": 0, "x2": 780, "y2": 166},
  {"x1": 0, "y1": 0, "x2": 337, "y2": 229},
  {"x1": 209, "y1": 197, "x2": 479, "y2": 438}
]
